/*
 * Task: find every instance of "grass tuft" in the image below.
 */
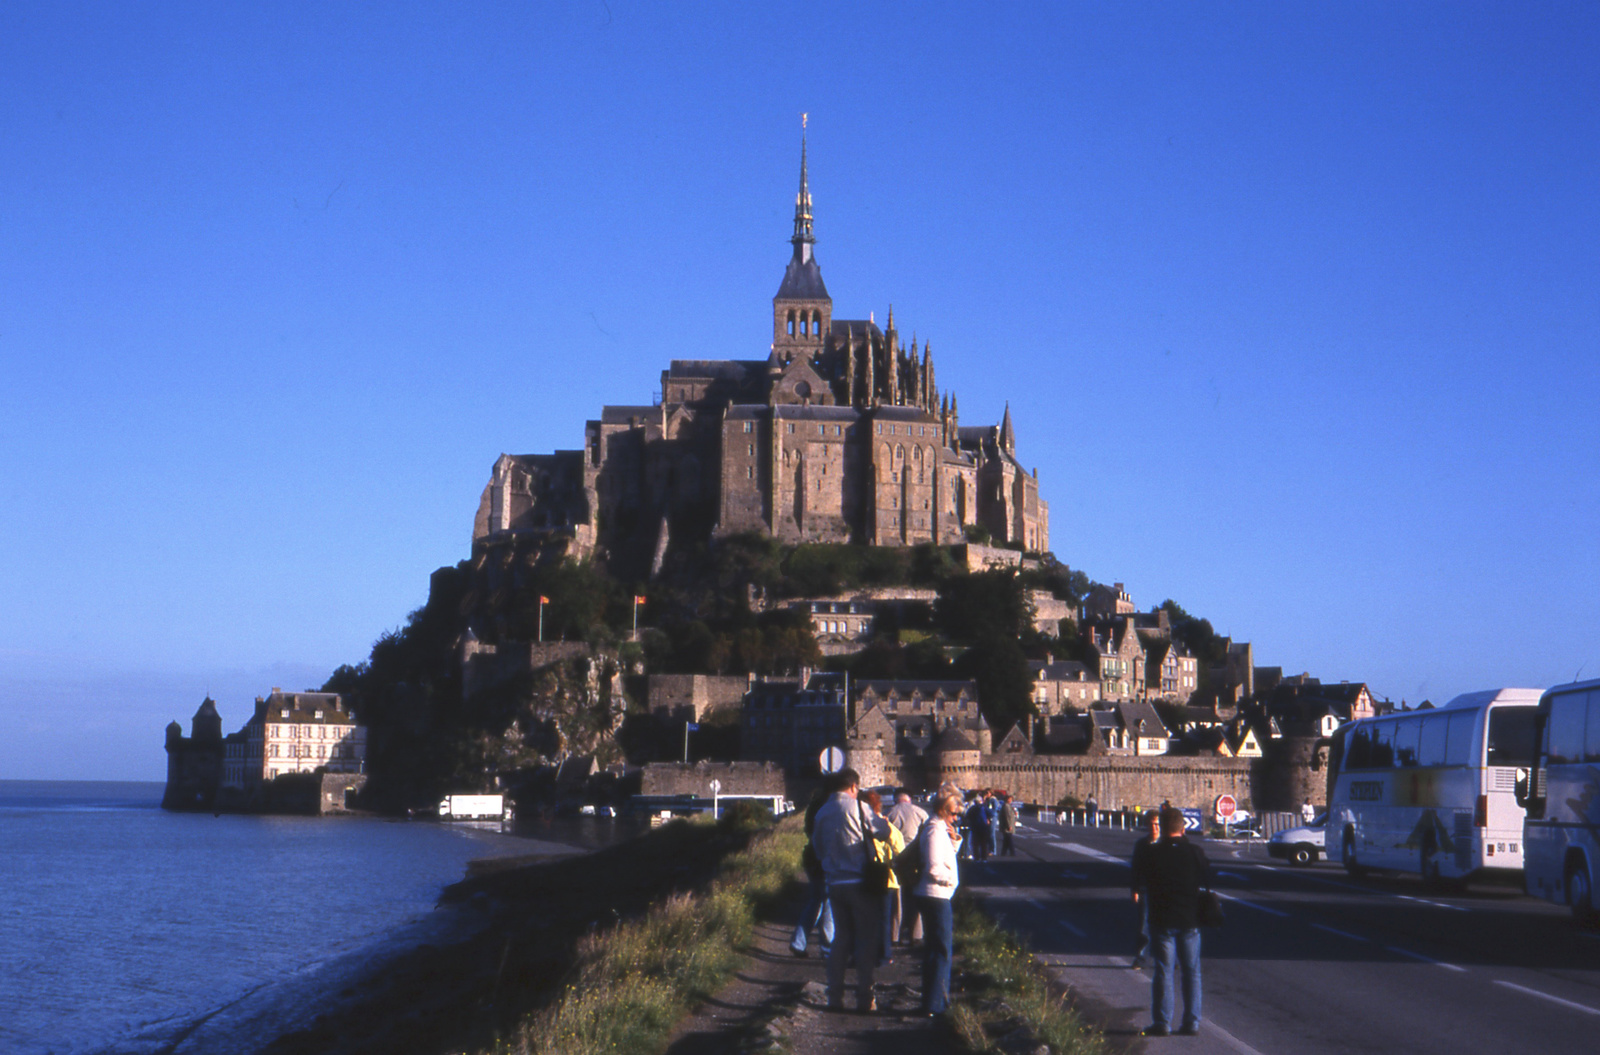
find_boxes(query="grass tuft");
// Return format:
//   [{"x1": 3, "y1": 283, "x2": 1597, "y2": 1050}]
[{"x1": 951, "y1": 897, "x2": 1109, "y2": 1055}]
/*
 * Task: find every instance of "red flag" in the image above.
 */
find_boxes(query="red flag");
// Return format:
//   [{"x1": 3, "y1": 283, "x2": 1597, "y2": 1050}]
[
  {"x1": 634, "y1": 595, "x2": 647, "y2": 605},
  {"x1": 539, "y1": 596, "x2": 550, "y2": 604}
]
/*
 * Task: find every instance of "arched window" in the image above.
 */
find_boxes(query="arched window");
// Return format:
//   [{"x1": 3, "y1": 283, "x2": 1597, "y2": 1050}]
[{"x1": 787, "y1": 311, "x2": 795, "y2": 336}]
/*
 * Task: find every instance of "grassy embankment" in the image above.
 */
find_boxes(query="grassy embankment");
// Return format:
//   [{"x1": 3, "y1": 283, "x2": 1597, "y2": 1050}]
[
  {"x1": 483, "y1": 818, "x2": 1106, "y2": 1055},
  {"x1": 479, "y1": 808, "x2": 803, "y2": 1055}
]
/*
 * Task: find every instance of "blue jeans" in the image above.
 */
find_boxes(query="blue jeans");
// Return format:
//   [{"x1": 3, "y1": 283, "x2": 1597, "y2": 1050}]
[
  {"x1": 917, "y1": 894, "x2": 954, "y2": 1013},
  {"x1": 1150, "y1": 927, "x2": 1201, "y2": 1031},
  {"x1": 791, "y1": 866, "x2": 834, "y2": 952}
]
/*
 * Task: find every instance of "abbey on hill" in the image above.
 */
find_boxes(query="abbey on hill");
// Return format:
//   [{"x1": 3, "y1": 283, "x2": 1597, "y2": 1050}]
[{"x1": 474, "y1": 137, "x2": 1049, "y2": 573}]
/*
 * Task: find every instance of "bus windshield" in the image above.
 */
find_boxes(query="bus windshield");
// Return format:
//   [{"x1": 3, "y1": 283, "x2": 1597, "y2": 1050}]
[{"x1": 1486, "y1": 707, "x2": 1539, "y2": 767}]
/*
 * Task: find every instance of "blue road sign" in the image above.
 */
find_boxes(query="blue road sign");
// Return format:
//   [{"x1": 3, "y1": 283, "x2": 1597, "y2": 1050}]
[{"x1": 1179, "y1": 808, "x2": 1203, "y2": 832}]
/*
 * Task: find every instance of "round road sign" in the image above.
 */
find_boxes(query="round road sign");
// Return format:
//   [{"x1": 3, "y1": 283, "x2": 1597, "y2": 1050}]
[
  {"x1": 1215, "y1": 794, "x2": 1237, "y2": 820},
  {"x1": 819, "y1": 747, "x2": 846, "y2": 774}
]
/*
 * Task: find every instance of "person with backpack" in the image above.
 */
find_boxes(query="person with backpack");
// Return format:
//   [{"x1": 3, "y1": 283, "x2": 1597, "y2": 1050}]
[
  {"x1": 913, "y1": 790, "x2": 965, "y2": 1016},
  {"x1": 812, "y1": 768, "x2": 882, "y2": 1012},
  {"x1": 885, "y1": 791, "x2": 929, "y2": 943}
]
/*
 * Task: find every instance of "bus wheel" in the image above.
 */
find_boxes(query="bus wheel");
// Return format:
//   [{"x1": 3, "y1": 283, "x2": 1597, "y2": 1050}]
[
  {"x1": 1342, "y1": 831, "x2": 1365, "y2": 877},
  {"x1": 1289, "y1": 845, "x2": 1313, "y2": 867},
  {"x1": 1567, "y1": 862, "x2": 1597, "y2": 926}
]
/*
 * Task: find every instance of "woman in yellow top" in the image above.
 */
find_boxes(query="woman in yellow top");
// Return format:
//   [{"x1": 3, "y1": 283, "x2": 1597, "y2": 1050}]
[{"x1": 862, "y1": 790, "x2": 907, "y2": 967}]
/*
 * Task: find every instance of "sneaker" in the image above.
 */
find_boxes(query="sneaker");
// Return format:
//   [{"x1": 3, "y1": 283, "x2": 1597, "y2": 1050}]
[
  {"x1": 790, "y1": 946, "x2": 808, "y2": 958},
  {"x1": 1177, "y1": 1023, "x2": 1200, "y2": 1036},
  {"x1": 1142, "y1": 1025, "x2": 1170, "y2": 1037},
  {"x1": 858, "y1": 995, "x2": 877, "y2": 1013}
]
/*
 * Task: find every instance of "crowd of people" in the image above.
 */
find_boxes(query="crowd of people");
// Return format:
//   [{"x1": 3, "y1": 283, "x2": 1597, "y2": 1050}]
[
  {"x1": 792, "y1": 779, "x2": 1212, "y2": 1032},
  {"x1": 792, "y1": 775, "x2": 1024, "y2": 1015}
]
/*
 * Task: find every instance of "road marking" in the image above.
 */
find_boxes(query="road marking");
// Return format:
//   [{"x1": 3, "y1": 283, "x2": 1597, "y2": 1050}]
[
  {"x1": 1056, "y1": 918, "x2": 1086, "y2": 937},
  {"x1": 1393, "y1": 893, "x2": 1469, "y2": 913},
  {"x1": 1213, "y1": 891, "x2": 1289, "y2": 918},
  {"x1": 1204, "y1": 1018, "x2": 1269, "y2": 1055},
  {"x1": 1052, "y1": 842, "x2": 1129, "y2": 866},
  {"x1": 1311, "y1": 923, "x2": 1368, "y2": 942},
  {"x1": 1494, "y1": 980, "x2": 1600, "y2": 1017},
  {"x1": 1255, "y1": 864, "x2": 1472, "y2": 912},
  {"x1": 1384, "y1": 945, "x2": 1466, "y2": 972}
]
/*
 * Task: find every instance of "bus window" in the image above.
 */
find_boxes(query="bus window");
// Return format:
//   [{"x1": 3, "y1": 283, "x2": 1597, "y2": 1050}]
[
  {"x1": 1394, "y1": 717, "x2": 1422, "y2": 767},
  {"x1": 1444, "y1": 711, "x2": 1476, "y2": 766},
  {"x1": 1486, "y1": 707, "x2": 1539, "y2": 767},
  {"x1": 1548, "y1": 692, "x2": 1587, "y2": 766},
  {"x1": 1347, "y1": 725, "x2": 1372, "y2": 769},
  {"x1": 1418, "y1": 714, "x2": 1448, "y2": 766},
  {"x1": 1370, "y1": 721, "x2": 1396, "y2": 768},
  {"x1": 1581, "y1": 691, "x2": 1600, "y2": 764}
]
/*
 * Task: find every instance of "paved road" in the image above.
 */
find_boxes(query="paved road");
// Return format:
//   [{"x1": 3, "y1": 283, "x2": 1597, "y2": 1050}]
[{"x1": 964, "y1": 821, "x2": 1600, "y2": 1054}]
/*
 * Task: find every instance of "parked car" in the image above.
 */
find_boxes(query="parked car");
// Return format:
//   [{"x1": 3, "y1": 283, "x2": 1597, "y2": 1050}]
[{"x1": 1268, "y1": 813, "x2": 1328, "y2": 865}]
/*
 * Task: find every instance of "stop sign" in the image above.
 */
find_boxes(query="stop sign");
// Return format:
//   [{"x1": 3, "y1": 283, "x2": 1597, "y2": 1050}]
[{"x1": 1215, "y1": 794, "x2": 1237, "y2": 820}]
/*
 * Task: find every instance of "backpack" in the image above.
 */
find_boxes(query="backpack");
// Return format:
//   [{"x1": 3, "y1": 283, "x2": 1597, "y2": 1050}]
[{"x1": 894, "y1": 825, "x2": 926, "y2": 891}]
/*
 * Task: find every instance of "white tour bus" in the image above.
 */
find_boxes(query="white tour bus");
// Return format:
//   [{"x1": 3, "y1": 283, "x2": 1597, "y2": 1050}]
[
  {"x1": 1325, "y1": 688, "x2": 1542, "y2": 883},
  {"x1": 1519, "y1": 678, "x2": 1600, "y2": 920}
]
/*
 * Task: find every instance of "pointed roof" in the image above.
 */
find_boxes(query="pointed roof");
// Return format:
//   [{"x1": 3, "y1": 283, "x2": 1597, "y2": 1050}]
[
  {"x1": 775, "y1": 127, "x2": 830, "y2": 302},
  {"x1": 934, "y1": 724, "x2": 978, "y2": 752},
  {"x1": 999, "y1": 403, "x2": 1015, "y2": 454}
]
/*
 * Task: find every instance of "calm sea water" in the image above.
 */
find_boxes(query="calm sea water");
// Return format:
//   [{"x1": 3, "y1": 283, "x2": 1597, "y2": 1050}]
[{"x1": 0, "y1": 781, "x2": 604, "y2": 1055}]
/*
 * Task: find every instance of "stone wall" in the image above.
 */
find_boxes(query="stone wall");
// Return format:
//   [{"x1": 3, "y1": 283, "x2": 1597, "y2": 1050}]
[
  {"x1": 640, "y1": 761, "x2": 787, "y2": 797},
  {"x1": 863, "y1": 753, "x2": 1257, "y2": 812},
  {"x1": 647, "y1": 673, "x2": 754, "y2": 720},
  {"x1": 956, "y1": 543, "x2": 1042, "y2": 573}
]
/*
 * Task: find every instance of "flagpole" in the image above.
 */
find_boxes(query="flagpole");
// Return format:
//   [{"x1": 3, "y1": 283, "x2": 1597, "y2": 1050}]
[{"x1": 538, "y1": 597, "x2": 545, "y2": 642}]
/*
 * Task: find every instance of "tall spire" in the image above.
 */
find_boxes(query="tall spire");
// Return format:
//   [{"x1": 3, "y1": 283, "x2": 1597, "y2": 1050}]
[
  {"x1": 792, "y1": 114, "x2": 815, "y2": 263},
  {"x1": 1000, "y1": 402, "x2": 1016, "y2": 454}
]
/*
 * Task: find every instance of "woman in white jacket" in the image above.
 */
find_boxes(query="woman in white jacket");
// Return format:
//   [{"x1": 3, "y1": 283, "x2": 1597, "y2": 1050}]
[{"x1": 914, "y1": 790, "x2": 965, "y2": 1015}]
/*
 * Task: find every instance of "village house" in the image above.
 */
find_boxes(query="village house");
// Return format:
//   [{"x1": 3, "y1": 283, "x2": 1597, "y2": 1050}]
[
  {"x1": 222, "y1": 689, "x2": 367, "y2": 791},
  {"x1": 1027, "y1": 655, "x2": 1101, "y2": 713}
]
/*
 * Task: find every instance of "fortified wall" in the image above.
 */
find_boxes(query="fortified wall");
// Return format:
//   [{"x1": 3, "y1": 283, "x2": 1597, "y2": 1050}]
[
  {"x1": 640, "y1": 761, "x2": 787, "y2": 798},
  {"x1": 850, "y1": 748, "x2": 1258, "y2": 812}
]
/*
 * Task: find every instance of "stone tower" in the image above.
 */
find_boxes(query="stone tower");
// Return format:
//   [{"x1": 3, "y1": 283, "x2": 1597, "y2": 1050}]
[{"x1": 771, "y1": 129, "x2": 831, "y2": 364}]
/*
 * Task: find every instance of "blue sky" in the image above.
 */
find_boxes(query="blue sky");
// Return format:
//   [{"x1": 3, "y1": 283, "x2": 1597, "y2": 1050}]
[{"x1": 2, "y1": 3, "x2": 1596, "y2": 780}]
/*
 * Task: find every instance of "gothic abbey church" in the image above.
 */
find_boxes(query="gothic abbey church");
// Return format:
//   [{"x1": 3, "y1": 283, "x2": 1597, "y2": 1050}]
[{"x1": 473, "y1": 139, "x2": 1049, "y2": 573}]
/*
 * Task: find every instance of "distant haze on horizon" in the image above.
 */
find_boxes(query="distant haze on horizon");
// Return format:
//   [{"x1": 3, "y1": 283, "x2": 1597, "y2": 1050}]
[{"x1": 2, "y1": 4, "x2": 1595, "y2": 780}]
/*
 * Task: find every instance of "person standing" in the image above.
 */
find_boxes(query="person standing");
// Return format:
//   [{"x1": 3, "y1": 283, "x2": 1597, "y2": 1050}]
[
  {"x1": 1301, "y1": 799, "x2": 1316, "y2": 825},
  {"x1": 1086, "y1": 794, "x2": 1100, "y2": 826},
  {"x1": 862, "y1": 790, "x2": 906, "y2": 967},
  {"x1": 963, "y1": 796, "x2": 990, "y2": 861},
  {"x1": 791, "y1": 780, "x2": 838, "y2": 957},
  {"x1": 914, "y1": 790, "x2": 965, "y2": 1016},
  {"x1": 1131, "y1": 806, "x2": 1210, "y2": 1037},
  {"x1": 1128, "y1": 809, "x2": 1161, "y2": 968},
  {"x1": 999, "y1": 794, "x2": 1018, "y2": 857},
  {"x1": 884, "y1": 791, "x2": 929, "y2": 943},
  {"x1": 985, "y1": 791, "x2": 1002, "y2": 858},
  {"x1": 812, "y1": 768, "x2": 883, "y2": 1012}
]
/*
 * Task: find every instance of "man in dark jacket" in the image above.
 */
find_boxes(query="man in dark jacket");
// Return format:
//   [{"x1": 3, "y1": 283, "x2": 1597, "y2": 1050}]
[{"x1": 1129, "y1": 806, "x2": 1209, "y2": 1037}]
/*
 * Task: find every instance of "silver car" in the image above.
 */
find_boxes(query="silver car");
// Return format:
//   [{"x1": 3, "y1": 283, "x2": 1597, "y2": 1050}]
[{"x1": 1268, "y1": 813, "x2": 1327, "y2": 866}]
